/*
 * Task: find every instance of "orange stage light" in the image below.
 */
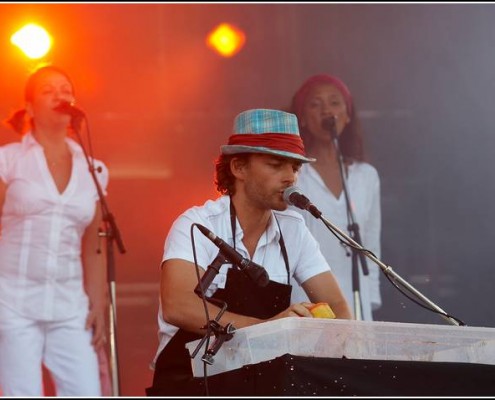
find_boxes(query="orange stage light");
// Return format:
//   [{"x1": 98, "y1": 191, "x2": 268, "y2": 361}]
[
  {"x1": 206, "y1": 23, "x2": 246, "y2": 58},
  {"x1": 11, "y1": 23, "x2": 52, "y2": 59}
]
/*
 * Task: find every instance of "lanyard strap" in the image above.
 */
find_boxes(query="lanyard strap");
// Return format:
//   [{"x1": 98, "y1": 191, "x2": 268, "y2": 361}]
[{"x1": 229, "y1": 197, "x2": 290, "y2": 284}]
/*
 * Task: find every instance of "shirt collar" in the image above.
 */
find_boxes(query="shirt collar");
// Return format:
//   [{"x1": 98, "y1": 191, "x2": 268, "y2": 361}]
[
  {"x1": 21, "y1": 131, "x2": 83, "y2": 156},
  {"x1": 265, "y1": 213, "x2": 281, "y2": 244},
  {"x1": 232, "y1": 210, "x2": 281, "y2": 245}
]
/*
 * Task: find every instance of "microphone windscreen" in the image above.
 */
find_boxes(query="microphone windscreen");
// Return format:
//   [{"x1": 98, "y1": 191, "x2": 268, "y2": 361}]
[
  {"x1": 283, "y1": 186, "x2": 302, "y2": 206},
  {"x1": 253, "y1": 267, "x2": 269, "y2": 287}
]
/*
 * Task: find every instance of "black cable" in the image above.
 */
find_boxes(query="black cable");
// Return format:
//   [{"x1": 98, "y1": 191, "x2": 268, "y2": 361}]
[
  {"x1": 190, "y1": 224, "x2": 212, "y2": 395},
  {"x1": 319, "y1": 215, "x2": 466, "y2": 326},
  {"x1": 190, "y1": 224, "x2": 234, "y2": 395}
]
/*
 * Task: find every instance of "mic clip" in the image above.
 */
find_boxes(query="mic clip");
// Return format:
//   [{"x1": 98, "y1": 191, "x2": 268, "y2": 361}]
[
  {"x1": 200, "y1": 320, "x2": 236, "y2": 365},
  {"x1": 189, "y1": 296, "x2": 236, "y2": 365}
]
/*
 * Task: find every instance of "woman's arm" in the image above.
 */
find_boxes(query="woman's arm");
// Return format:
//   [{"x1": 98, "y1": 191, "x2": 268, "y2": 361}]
[{"x1": 82, "y1": 202, "x2": 109, "y2": 350}]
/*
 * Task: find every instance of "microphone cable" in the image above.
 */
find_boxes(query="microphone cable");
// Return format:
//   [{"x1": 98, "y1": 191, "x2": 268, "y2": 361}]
[{"x1": 190, "y1": 223, "x2": 231, "y2": 395}]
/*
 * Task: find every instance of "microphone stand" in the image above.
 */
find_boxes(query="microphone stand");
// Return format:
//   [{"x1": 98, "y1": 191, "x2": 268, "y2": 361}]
[
  {"x1": 324, "y1": 118, "x2": 369, "y2": 321},
  {"x1": 191, "y1": 251, "x2": 236, "y2": 366},
  {"x1": 317, "y1": 213, "x2": 462, "y2": 326},
  {"x1": 71, "y1": 115, "x2": 126, "y2": 396}
]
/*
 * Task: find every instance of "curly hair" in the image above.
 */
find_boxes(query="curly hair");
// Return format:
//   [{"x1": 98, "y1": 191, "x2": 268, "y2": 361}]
[{"x1": 214, "y1": 153, "x2": 251, "y2": 196}]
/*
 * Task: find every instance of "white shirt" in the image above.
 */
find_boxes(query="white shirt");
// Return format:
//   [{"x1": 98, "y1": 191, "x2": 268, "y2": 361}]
[
  {"x1": 290, "y1": 162, "x2": 382, "y2": 321},
  {"x1": 0, "y1": 132, "x2": 108, "y2": 321},
  {"x1": 153, "y1": 195, "x2": 331, "y2": 365}
]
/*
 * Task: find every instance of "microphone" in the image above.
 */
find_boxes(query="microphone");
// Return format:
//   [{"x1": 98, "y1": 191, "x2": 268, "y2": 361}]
[
  {"x1": 194, "y1": 251, "x2": 227, "y2": 297},
  {"x1": 321, "y1": 115, "x2": 338, "y2": 141},
  {"x1": 196, "y1": 224, "x2": 269, "y2": 287},
  {"x1": 283, "y1": 186, "x2": 322, "y2": 219},
  {"x1": 53, "y1": 100, "x2": 86, "y2": 118}
]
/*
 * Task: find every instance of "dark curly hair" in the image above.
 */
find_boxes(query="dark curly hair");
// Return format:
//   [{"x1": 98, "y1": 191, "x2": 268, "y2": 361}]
[{"x1": 214, "y1": 153, "x2": 251, "y2": 195}]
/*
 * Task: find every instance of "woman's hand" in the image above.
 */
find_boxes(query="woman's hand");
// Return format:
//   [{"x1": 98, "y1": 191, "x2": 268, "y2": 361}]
[{"x1": 86, "y1": 299, "x2": 108, "y2": 350}]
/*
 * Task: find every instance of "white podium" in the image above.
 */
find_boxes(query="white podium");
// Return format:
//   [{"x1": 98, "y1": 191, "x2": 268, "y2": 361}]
[{"x1": 186, "y1": 317, "x2": 495, "y2": 378}]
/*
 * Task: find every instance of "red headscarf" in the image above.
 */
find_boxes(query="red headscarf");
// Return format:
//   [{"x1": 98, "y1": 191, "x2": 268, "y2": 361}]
[{"x1": 292, "y1": 74, "x2": 353, "y2": 119}]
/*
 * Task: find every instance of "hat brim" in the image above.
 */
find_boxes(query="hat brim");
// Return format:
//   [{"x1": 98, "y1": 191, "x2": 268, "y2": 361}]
[{"x1": 221, "y1": 145, "x2": 315, "y2": 163}]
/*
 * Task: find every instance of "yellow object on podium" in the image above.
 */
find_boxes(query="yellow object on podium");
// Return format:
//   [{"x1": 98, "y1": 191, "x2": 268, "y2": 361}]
[{"x1": 309, "y1": 302, "x2": 336, "y2": 319}]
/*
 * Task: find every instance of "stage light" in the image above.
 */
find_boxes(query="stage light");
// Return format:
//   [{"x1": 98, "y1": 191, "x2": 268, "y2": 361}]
[
  {"x1": 11, "y1": 23, "x2": 52, "y2": 59},
  {"x1": 206, "y1": 23, "x2": 246, "y2": 58}
]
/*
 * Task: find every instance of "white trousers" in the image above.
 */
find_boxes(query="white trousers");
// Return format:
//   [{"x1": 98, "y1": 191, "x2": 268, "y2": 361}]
[{"x1": 0, "y1": 304, "x2": 101, "y2": 396}]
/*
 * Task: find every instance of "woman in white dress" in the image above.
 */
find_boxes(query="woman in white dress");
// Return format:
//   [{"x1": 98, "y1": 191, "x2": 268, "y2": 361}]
[
  {"x1": 0, "y1": 65, "x2": 109, "y2": 396},
  {"x1": 288, "y1": 74, "x2": 382, "y2": 321}
]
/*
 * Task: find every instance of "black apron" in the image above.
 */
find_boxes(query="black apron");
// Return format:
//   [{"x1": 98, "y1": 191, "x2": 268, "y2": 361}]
[{"x1": 147, "y1": 201, "x2": 292, "y2": 396}]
